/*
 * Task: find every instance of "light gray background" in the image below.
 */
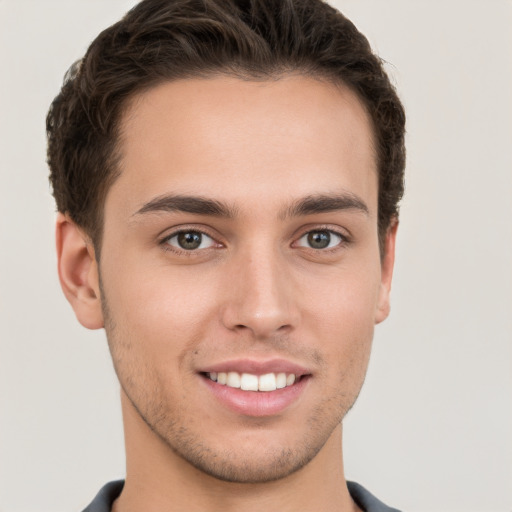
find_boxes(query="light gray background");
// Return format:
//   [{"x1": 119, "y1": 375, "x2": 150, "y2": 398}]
[{"x1": 1, "y1": 1, "x2": 511, "y2": 511}]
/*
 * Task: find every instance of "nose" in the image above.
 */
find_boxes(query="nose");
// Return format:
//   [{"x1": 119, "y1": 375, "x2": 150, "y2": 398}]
[{"x1": 220, "y1": 247, "x2": 300, "y2": 339}]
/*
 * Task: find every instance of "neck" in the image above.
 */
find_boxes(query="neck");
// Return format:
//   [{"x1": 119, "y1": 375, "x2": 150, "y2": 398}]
[{"x1": 113, "y1": 390, "x2": 359, "y2": 512}]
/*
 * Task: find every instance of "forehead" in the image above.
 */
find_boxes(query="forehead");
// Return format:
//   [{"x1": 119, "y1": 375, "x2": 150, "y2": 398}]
[{"x1": 110, "y1": 75, "x2": 377, "y2": 218}]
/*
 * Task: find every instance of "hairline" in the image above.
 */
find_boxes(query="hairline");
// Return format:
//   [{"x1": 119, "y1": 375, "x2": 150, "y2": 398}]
[{"x1": 87, "y1": 69, "x2": 383, "y2": 260}]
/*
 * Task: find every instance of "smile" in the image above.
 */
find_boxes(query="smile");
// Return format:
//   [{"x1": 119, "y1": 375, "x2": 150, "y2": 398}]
[
  {"x1": 206, "y1": 371, "x2": 298, "y2": 392},
  {"x1": 200, "y1": 360, "x2": 311, "y2": 416}
]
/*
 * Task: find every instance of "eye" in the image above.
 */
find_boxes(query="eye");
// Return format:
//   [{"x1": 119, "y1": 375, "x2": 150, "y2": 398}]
[
  {"x1": 164, "y1": 230, "x2": 216, "y2": 251},
  {"x1": 296, "y1": 230, "x2": 345, "y2": 250}
]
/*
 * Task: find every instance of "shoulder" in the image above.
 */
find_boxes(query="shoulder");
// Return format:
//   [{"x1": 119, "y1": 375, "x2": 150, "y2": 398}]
[
  {"x1": 81, "y1": 480, "x2": 124, "y2": 512},
  {"x1": 347, "y1": 481, "x2": 403, "y2": 512}
]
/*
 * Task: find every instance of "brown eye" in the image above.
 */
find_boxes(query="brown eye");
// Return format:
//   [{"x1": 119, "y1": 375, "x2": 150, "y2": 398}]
[
  {"x1": 165, "y1": 231, "x2": 214, "y2": 251},
  {"x1": 297, "y1": 230, "x2": 344, "y2": 250}
]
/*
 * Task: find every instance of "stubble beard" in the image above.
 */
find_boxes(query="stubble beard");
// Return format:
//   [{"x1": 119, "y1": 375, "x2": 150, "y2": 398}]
[
  {"x1": 120, "y1": 381, "x2": 350, "y2": 484},
  {"x1": 99, "y1": 279, "x2": 364, "y2": 485}
]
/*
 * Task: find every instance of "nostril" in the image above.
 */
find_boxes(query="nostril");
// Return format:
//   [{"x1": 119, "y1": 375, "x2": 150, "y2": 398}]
[{"x1": 221, "y1": 299, "x2": 298, "y2": 338}]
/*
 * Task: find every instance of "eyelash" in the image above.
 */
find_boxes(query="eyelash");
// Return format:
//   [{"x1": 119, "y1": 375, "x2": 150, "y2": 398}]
[
  {"x1": 160, "y1": 228, "x2": 220, "y2": 255},
  {"x1": 159, "y1": 226, "x2": 350, "y2": 255},
  {"x1": 294, "y1": 227, "x2": 349, "y2": 251}
]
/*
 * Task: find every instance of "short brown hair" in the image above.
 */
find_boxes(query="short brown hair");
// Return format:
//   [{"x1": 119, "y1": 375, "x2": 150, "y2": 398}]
[{"x1": 47, "y1": 0, "x2": 405, "y2": 251}]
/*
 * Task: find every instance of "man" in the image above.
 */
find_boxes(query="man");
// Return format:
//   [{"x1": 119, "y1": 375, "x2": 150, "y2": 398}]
[{"x1": 47, "y1": 0, "x2": 405, "y2": 510}]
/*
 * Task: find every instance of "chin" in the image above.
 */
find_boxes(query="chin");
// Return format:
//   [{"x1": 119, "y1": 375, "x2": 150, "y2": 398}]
[
  {"x1": 152, "y1": 413, "x2": 339, "y2": 484},
  {"x1": 171, "y1": 442, "x2": 322, "y2": 484}
]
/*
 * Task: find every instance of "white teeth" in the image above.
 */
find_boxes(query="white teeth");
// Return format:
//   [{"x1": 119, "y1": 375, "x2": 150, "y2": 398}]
[
  {"x1": 208, "y1": 371, "x2": 300, "y2": 392},
  {"x1": 240, "y1": 373, "x2": 259, "y2": 391},
  {"x1": 258, "y1": 373, "x2": 276, "y2": 391},
  {"x1": 226, "y1": 371, "x2": 241, "y2": 388},
  {"x1": 276, "y1": 373, "x2": 287, "y2": 389}
]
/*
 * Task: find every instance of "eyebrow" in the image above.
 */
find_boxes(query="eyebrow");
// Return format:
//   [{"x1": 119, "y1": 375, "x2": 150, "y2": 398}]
[
  {"x1": 132, "y1": 191, "x2": 369, "y2": 220},
  {"x1": 132, "y1": 194, "x2": 237, "y2": 218},
  {"x1": 280, "y1": 192, "x2": 369, "y2": 219}
]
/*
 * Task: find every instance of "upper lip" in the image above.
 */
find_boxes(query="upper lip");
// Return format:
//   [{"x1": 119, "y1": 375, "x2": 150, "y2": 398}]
[{"x1": 198, "y1": 358, "x2": 311, "y2": 376}]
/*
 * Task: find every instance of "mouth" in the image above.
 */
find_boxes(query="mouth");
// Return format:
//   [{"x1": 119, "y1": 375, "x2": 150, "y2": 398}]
[
  {"x1": 198, "y1": 359, "x2": 311, "y2": 417},
  {"x1": 202, "y1": 371, "x2": 303, "y2": 392}
]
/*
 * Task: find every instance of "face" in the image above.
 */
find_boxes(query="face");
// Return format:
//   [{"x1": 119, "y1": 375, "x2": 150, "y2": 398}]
[{"x1": 91, "y1": 76, "x2": 395, "y2": 482}]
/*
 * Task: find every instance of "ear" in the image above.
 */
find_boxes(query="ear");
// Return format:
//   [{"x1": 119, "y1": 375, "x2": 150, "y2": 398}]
[
  {"x1": 56, "y1": 213, "x2": 104, "y2": 329},
  {"x1": 375, "y1": 219, "x2": 398, "y2": 325}
]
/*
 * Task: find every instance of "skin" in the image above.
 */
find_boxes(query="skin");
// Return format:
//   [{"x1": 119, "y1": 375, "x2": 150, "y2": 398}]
[{"x1": 57, "y1": 75, "x2": 397, "y2": 512}]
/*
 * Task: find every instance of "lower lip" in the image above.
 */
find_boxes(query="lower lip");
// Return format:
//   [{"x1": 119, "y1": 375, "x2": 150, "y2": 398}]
[{"x1": 201, "y1": 374, "x2": 310, "y2": 417}]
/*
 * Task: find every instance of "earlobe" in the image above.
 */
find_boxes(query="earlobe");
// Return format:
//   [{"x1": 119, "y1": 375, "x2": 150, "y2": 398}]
[
  {"x1": 375, "y1": 219, "x2": 398, "y2": 325},
  {"x1": 56, "y1": 213, "x2": 104, "y2": 329}
]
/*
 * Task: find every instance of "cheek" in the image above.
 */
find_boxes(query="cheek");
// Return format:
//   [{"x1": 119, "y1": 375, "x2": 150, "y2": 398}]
[
  {"x1": 302, "y1": 262, "x2": 380, "y2": 375},
  {"x1": 305, "y1": 262, "x2": 381, "y2": 332},
  {"x1": 100, "y1": 255, "x2": 221, "y2": 365}
]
